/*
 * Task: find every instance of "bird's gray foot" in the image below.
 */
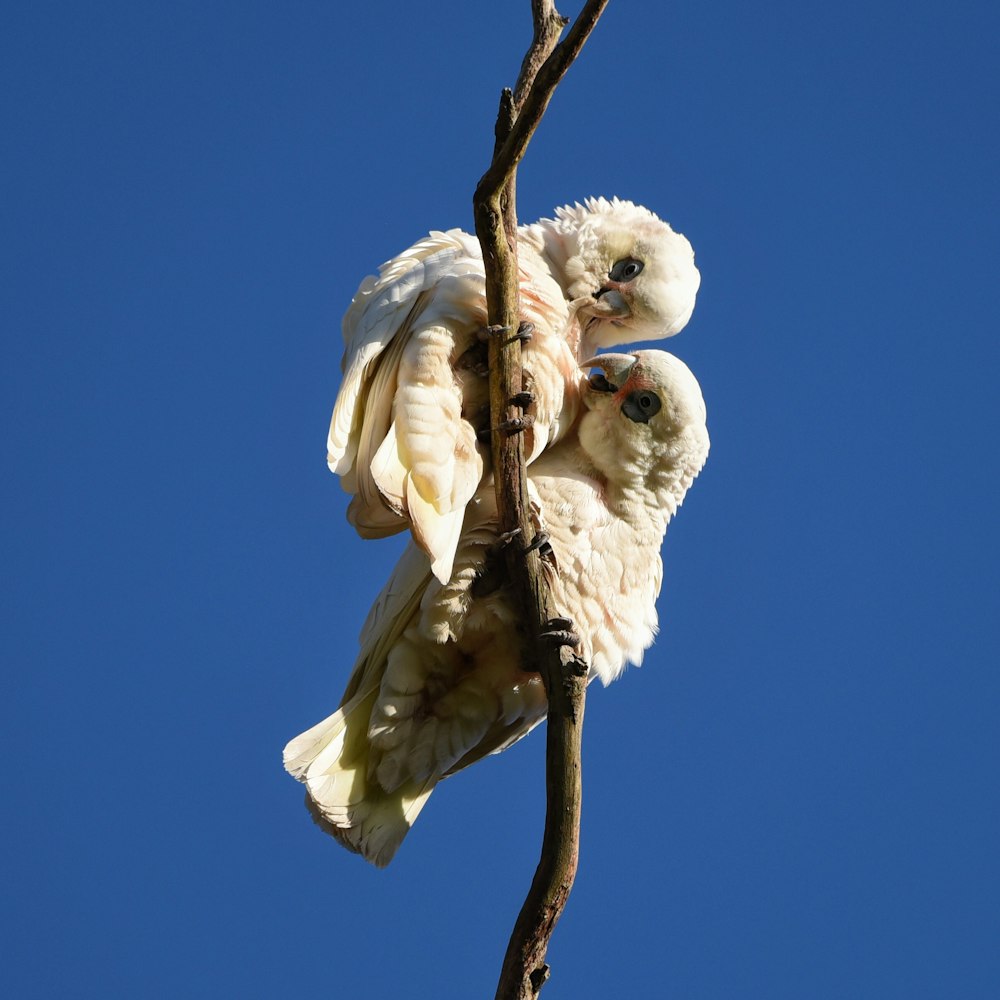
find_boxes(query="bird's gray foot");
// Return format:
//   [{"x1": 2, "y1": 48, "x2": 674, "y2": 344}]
[
  {"x1": 477, "y1": 323, "x2": 509, "y2": 344},
  {"x1": 476, "y1": 413, "x2": 534, "y2": 441},
  {"x1": 523, "y1": 531, "x2": 552, "y2": 558},
  {"x1": 498, "y1": 414, "x2": 534, "y2": 435},
  {"x1": 539, "y1": 616, "x2": 581, "y2": 651},
  {"x1": 491, "y1": 527, "x2": 523, "y2": 552},
  {"x1": 476, "y1": 321, "x2": 535, "y2": 344},
  {"x1": 474, "y1": 528, "x2": 526, "y2": 598}
]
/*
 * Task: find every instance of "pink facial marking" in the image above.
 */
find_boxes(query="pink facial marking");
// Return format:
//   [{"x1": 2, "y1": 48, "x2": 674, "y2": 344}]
[{"x1": 614, "y1": 366, "x2": 654, "y2": 400}]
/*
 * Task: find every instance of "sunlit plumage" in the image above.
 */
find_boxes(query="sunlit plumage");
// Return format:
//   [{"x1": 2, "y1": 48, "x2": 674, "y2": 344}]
[
  {"x1": 286, "y1": 350, "x2": 710, "y2": 866},
  {"x1": 328, "y1": 198, "x2": 700, "y2": 582}
]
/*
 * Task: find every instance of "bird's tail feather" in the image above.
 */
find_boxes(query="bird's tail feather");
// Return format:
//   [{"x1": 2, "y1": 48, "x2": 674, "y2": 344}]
[{"x1": 283, "y1": 687, "x2": 436, "y2": 868}]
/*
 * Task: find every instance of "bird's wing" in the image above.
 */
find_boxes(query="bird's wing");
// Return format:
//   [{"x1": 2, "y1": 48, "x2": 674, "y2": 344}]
[
  {"x1": 327, "y1": 229, "x2": 484, "y2": 477},
  {"x1": 343, "y1": 542, "x2": 439, "y2": 704},
  {"x1": 329, "y1": 224, "x2": 583, "y2": 583},
  {"x1": 328, "y1": 230, "x2": 491, "y2": 577},
  {"x1": 284, "y1": 539, "x2": 433, "y2": 778}
]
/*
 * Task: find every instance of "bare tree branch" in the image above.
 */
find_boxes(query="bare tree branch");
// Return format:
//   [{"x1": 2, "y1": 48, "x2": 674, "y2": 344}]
[
  {"x1": 479, "y1": 0, "x2": 611, "y2": 200},
  {"x1": 471, "y1": 3, "x2": 610, "y2": 998},
  {"x1": 512, "y1": 2, "x2": 570, "y2": 108}
]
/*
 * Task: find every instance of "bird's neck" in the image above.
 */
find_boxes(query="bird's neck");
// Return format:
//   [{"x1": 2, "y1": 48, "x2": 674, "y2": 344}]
[{"x1": 583, "y1": 433, "x2": 704, "y2": 531}]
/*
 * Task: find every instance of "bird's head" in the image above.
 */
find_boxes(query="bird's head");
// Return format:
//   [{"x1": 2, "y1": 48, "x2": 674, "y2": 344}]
[
  {"x1": 577, "y1": 350, "x2": 709, "y2": 499},
  {"x1": 540, "y1": 198, "x2": 701, "y2": 352}
]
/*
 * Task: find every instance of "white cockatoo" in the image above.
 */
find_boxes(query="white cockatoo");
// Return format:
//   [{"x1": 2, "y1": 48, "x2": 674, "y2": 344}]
[
  {"x1": 328, "y1": 198, "x2": 700, "y2": 583},
  {"x1": 286, "y1": 349, "x2": 710, "y2": 867}
]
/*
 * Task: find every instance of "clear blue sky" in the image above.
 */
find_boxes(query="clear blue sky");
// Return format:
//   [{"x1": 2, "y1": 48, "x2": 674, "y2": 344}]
[{"x1": 4, "y1": 2, "x2": 998, "y2": 997}]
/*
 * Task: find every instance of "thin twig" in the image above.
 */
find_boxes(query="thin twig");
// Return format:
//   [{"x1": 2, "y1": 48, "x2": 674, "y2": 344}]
[
  {"x1": 471, "y1": 3, "x2": 610, "y2": 999},
  {"x1": 512, "y1": 1, "x2": 570, "y2": 109},
  {"x1": 477, "y1": 0, "x2": 611, "y2": 199}
]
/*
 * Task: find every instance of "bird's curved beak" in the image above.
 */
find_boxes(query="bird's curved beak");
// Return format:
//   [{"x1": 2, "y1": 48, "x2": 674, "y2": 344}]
[
  {"x1": 579, "y1": 352, "x2": 637, "y2": 392},
  {"x1": 582, "y1": 287, "x2": 631, "y2": 321}
]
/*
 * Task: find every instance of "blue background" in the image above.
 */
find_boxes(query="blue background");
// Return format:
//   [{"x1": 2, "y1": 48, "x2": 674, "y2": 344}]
[{"x1": 4, "y1": 2, "x2": 998, "y2": 997}]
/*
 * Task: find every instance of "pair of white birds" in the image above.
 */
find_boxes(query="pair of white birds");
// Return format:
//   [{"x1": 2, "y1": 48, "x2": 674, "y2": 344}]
[{"x1": 284, "y1": 197, "x2": 710, "y2": 867}]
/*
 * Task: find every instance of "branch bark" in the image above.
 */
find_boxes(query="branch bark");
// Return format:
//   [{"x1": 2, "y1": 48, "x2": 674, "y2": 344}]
[{"x1": 471, "y1": 3, "x2": 610, "y2": 998}]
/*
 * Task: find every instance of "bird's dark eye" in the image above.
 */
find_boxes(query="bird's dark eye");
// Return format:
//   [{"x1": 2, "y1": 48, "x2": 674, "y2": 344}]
[
  {"x1": 609, "y1": 257, "x2": 644, "y2": 282},
  {"x1": 622, "y1": 389, "x2": 661, "y2": 424},
  {"x1": 588, "y1": 372, "x2": 617, "y2": 393}
]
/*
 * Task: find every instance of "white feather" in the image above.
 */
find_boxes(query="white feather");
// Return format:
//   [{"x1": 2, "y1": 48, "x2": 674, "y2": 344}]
[
  {"x1": 326, "y1": 199, "x2": 700, "y2": 581},
  {"x1": 286, "y1": 350, "x2": 710, "y2": 865}
]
